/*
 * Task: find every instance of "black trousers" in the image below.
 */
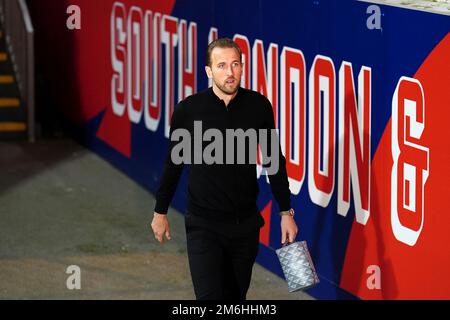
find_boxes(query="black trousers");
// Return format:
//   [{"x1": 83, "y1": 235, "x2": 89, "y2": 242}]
[{"x1": 185, "y1": 223, "x2": 260, "y2": 300}]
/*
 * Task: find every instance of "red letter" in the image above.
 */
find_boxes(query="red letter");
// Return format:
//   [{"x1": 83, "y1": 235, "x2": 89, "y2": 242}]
[
  {"x1": 252, "y1": 40, "x2": 278, "y2": 125},
  {"x1": 127, "y1": 6, "x2": 144, "y2": 124},
  {"x1": 111, "y1": 2, "x2": 127, "y2": 117},
  {"x1": 144, "y1": 11, "x2": 162, "y2": 132},
  {"x1": 280, "y1": 47, "x2": 306, "y2": 195},
  {"x1": 162, "y1": 15, "x2": 178, "y2": 138},
  {"x1": 178, "y1": 19, "x2": 197, "y2": 100},
  {"x1": 207, "y1": 27, "x2": 218, "y2": 88},
  {"x1": 233, "y1": 34, "x2": 251, "y2": 89},
  {"x1": 338, "y1": 62, "x2": 371, "y2": 225},
  {"x1": 391, "y1": 77, "x2": 429, "y2": 246},
  {"x1": 308, "y1": 55, "x2": 336, "y2": 207}
]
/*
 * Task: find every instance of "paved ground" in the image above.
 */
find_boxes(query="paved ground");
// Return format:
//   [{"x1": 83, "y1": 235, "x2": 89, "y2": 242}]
[{"x1": 0, "y1": 137, "x2": 314, "y2": 300}]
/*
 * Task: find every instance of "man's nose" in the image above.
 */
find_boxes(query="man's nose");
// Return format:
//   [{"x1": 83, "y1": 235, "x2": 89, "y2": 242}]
[{"x1": 225, "y1": 65, "x2": 233, "y2": 76}]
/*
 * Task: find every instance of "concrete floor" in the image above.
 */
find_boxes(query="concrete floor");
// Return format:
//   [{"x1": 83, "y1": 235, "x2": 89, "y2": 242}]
[{"x1": 0, "y1": 138, "x2": 314, "y2": 300}]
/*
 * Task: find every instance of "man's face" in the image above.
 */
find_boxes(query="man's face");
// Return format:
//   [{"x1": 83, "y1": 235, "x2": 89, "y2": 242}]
[{"x1": 205, "y1": 47, "x2": 243, "y2": 96}]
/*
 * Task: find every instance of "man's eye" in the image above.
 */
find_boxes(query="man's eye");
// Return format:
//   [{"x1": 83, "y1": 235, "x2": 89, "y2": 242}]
[{"x1": 218, "y1": 64, "x2": 225, "y2": 68}]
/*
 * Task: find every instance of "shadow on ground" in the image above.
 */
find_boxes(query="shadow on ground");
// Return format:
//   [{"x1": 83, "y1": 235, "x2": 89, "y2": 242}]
[{"x1": 0, "y1": 138, "x2": 313, "y2": 300}]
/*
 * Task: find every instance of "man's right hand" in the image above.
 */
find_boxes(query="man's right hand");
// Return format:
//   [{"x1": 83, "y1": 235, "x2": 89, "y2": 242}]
[{"x1": 151, "y1": 212, "x2": 172, "y2": 243}]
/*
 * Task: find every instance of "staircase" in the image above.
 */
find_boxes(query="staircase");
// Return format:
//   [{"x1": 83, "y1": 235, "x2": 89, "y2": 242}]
[
  {"x1": 0, "y1": 0, "x2": 35, "y2": 142},
  {"x1": 0, "y1": 28, "x2": 27, "y2": 140}
]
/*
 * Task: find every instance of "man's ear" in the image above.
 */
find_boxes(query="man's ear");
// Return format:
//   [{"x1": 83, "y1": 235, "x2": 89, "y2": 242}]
[{"x1": 205, "y1": 66, "x2": 212, "y2": 79}]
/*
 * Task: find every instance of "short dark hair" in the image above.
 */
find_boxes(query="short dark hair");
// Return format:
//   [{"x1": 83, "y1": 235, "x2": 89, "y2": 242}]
[{"x1": 206, "y1": 38, "x2": 242, "y2": 67}]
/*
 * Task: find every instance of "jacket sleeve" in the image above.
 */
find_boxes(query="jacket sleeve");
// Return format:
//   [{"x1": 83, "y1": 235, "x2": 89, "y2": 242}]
[
  {"x1": 154, "y1": 102, "x2": 186, "y2": 214},
  {"x1": 260, "y1": 96, "x2": 292, "y2": 212}
]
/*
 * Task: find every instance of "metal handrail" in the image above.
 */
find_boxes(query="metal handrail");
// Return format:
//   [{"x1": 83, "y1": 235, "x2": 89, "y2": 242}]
[{"x1": 0, "y1": 0, "x2": 35, "y2": 142}]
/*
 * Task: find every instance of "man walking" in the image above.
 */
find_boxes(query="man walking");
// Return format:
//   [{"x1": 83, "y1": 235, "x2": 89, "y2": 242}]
[{"x1": 151, "y1": 38, "x2": 298, "y2": 300}]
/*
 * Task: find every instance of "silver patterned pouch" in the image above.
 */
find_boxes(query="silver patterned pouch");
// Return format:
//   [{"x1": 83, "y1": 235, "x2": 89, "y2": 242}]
[{"x1": 276, "y1": 241, "x2": 320, "y2": 292}]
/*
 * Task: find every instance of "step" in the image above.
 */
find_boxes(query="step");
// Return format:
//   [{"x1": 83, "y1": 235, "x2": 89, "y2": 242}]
[
  {"x1": 0, "y1": 52, "x2": 6, "y2": 62},
  {"x1": 0, "y1": 98, "x2": 20, "y2": 107},
  {"x1": 0, "y1": 122, "x2": 26, "y2": 132},
  {"x1": 0, "y1": 75, "x2": 14, "y2": 84}
]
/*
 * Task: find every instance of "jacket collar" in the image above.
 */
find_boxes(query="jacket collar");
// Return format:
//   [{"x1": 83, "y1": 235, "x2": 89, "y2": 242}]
[{"x1": 208, "y1": 86, "x2": 243, "y2": 106}]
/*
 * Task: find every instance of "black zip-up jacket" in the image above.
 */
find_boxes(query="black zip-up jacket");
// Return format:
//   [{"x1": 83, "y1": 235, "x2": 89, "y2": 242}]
[{"x1": 154, "y1": 87, "x2": 291, "y2": 230}]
